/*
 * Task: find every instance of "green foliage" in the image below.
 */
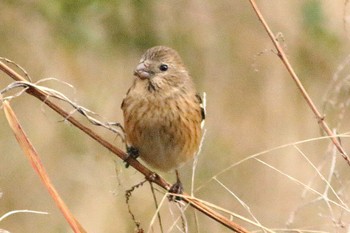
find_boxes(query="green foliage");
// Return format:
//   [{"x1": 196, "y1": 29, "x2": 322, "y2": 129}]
[
  {"x1": 301, "y1": 0, "x2": 340, "y2": 48},
  {"x1": 296, "y1": 1, "x2": 342, "y2": 80},
  {"x1": 33, "y1": 0, "x2": 158, "y2": 51},
  {"x1": 101, "y1": 1, "x2": 158, "y2": 51}
]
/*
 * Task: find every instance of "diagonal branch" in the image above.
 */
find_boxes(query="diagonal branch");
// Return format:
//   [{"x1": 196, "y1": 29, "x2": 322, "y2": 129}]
[
  {"x1": 0, "y1": 60, "x2": 250, "y2": 233},
  {"x1": 248, "y1": 0, "x2": 350, "y2": 166},
  {"x1": 3, "y1": 100, "x2": 87, "y2": 233}
]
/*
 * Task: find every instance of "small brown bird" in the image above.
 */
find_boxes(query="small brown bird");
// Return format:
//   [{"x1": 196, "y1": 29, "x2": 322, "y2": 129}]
[{"x1": 121, "y1": 46, "x2": 205, "y2": 191}]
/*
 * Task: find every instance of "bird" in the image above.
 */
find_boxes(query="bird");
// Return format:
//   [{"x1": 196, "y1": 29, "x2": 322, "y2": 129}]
[{"x1": 121, "y1": 46, "x2": 205, "y2": 194}]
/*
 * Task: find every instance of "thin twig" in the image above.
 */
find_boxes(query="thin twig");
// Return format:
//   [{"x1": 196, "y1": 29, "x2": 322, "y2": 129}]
[
  {"x1": 0, "y1": 209, "x2": 48, "y2": 222},
  {"x1": 125, "y1": 179, "x2": 148, "y2": 232},
  {"x1": 177, "y1": 204, "x2": 188, "y2": 233},
  {"x1": 149, "y1": 182, "x2": 164, "y2": 233},
  {"x1": 255, "y1": 158, "x2": 348, "y2": 212},
  {"x1": 213, "y1": 178, "x2": 266, "y2": 233},
  {"x1": 248, "y1": 0, "x2": 350, "y2": 166},
  {"x1": 0, "y1": 80, "x2": 125, "y2": 140},
  {"x1": 148, "y1": 193, "x2": 169, "y2": 233},
  {"x1": 0, "y1": 57, "x2": 32, "y2": 82}
]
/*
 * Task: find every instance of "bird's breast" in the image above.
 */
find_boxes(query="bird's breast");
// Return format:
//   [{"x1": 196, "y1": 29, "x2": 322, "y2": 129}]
[{"x1": 122, "y1": 89, "x2": 202, "y2": 171}]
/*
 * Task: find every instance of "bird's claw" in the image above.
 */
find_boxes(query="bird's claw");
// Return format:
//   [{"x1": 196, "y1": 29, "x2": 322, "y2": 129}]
[
  {"x1": 168, "y1": 180, "x2": 184, "y2": 201},
  {"x1": 168, "y1": 170, "x2": 183, "y2": 201},
  {"x1": 125, "y1": 146, "x2": 139, "y2": 168}
]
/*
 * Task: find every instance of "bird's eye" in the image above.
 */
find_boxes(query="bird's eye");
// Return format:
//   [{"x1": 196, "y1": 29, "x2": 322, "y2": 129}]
[{"x1": 159, "y1": 64, "x2": 168, "y2": 71}]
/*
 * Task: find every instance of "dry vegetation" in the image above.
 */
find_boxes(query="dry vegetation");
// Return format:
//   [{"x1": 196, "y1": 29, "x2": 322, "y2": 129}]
[{"x1": 1, "y1": 1, "x2": 350, "y2": 232}]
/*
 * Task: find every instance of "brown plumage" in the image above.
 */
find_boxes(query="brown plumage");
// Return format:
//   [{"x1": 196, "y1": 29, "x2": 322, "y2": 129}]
[{"x1": 121, "y1": 46, "x2": 204, "y2": 172}]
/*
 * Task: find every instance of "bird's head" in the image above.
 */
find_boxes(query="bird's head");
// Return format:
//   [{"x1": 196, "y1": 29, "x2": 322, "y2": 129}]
[{"x1": 133, "y1": 46, "x2": 191, "y2": 91}]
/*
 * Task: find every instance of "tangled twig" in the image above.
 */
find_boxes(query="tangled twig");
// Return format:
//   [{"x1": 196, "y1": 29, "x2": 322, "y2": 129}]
[
  {"x1": 125, "y1": 179, "x2": 148, "y2": 233},
  {"x1": 0, "y1": 80, "x2": 125, "y2": 141}
]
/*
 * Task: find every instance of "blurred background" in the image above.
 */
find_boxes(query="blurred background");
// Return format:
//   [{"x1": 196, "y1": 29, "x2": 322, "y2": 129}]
[{"x1": 1, "y1": 1, "x2": 350, "y2": 232}]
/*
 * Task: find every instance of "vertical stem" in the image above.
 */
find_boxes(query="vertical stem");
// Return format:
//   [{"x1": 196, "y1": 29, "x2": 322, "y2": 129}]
[{"x1": 248, "y1": 0, "x2": 350, "y2": 165}]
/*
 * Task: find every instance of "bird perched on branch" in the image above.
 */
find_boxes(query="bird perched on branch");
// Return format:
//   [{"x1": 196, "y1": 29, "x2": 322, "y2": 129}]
[{"x1": 121, "y1": 46, "x2": 205, "y2": 194}]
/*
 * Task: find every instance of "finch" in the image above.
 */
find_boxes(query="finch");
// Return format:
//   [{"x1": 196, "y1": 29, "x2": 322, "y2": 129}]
[{"x1": 121, "y1": 46, "x2": 205, "y2": 183}]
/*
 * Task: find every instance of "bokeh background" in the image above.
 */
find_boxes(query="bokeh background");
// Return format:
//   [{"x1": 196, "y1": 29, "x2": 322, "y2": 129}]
[{"x1": 1, "y1": 1, "x2": 350, "y2": 232}]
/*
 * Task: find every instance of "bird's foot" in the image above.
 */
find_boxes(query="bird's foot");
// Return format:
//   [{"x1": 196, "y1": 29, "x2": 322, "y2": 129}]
[
  {"x1": 168, "y1": 170, "x2": 183, "y2": 201},
  {"x1": 168, "y1": 181, "x2": 183, "y2": 202},
  {"x1": 124, "y1": 146, "x2": 139, "y2": 168}
]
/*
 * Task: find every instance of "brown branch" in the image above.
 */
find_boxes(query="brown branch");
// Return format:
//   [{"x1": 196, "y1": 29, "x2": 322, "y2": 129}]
[
  {"x1": 3, "y1": 100, "x2": 86, "y2": 233},
  {"x1": 248, "y1": 0, "x2": 350, "y2": 166},
  {"x1": 0, "y1": 60, "x2": 250, "y2": 232}
]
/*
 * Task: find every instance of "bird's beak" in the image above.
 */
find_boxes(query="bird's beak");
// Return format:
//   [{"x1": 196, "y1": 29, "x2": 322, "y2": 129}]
[{"x1": 134, "y1": 62, "x2": 151, "y2": 80}]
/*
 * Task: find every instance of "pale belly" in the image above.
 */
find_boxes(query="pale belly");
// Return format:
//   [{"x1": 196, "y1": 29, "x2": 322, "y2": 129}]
[{"x1": 128, "y1": 114, "x2": 197, "y2": 171}]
